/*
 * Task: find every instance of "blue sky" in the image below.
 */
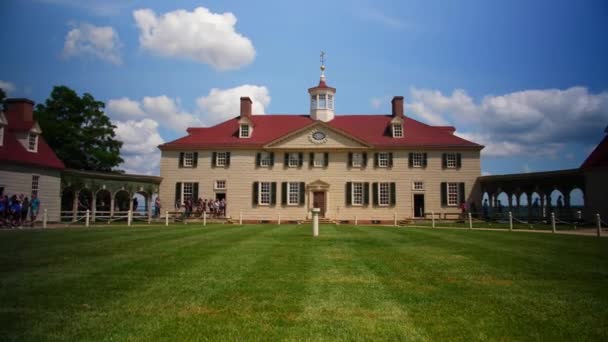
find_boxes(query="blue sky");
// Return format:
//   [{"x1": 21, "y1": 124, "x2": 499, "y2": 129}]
[{"x1": 1, "y1": 0, "x2": 607, "y2": 175}]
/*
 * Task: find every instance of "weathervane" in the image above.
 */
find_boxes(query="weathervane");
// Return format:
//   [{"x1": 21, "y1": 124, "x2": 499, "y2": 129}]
[{"x1": 320, "y1": 51, "x2": 326, "y2": 78}]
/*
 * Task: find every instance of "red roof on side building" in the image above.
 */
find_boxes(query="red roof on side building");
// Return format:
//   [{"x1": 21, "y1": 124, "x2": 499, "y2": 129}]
[
  {"x1": 581, "y1": 134, "x2": 608, "y2": 170},
  {"x1": 160, "y1": 114, "x2": 482, "y2": 150}
]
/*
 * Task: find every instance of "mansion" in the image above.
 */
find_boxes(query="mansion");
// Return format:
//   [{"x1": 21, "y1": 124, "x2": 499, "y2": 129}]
[{"x1": 159, "y1": 69, "x2": 483, "y2": 222}]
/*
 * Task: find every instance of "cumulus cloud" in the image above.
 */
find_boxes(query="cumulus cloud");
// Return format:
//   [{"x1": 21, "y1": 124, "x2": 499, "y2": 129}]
[
  {"x1": 62, "y1": 23, "x2": 122, "y2": 64},
  {"x1": 107, "y1": 95, "x2": 202, "y2": 132},
  {"x1": 196, "y1": 85, "x2": 270, "y2": 125},
  {"x1": 0, "y1": 80, "x2": 16, "y2": 95},
  {"x1": 133, "y1": 7, "x2": 255, "y2": 70},
  {"x1": 407, "y1": 86, "x2": 608, "y2": 157},
  {"x1": 114, "y1": 119, "x2": 164, "y2": 175}
]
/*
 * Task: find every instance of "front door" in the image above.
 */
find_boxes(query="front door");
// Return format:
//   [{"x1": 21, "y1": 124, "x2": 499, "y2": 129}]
[
  {"x1": 414, "y1": 194, "x2": 425, "y2": 218},
  {"x1": 313, "y1": 191, "x2": 326, "y2": 217}
]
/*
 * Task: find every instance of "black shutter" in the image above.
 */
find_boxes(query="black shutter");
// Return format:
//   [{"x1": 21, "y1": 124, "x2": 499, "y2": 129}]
[
  {"x1": 423, "y1": 153, "x2": 428, "y2": 167},
  {"x1": 309, "y1": 152, "x2": 315, "y2": 167},
  {"x1": 225, "y1": 152, "x2": 231, "y2": 166},
  {"x1": 459, "y1": 182, "x2": 466, "y2": 205},
  {"x1": 390, "y1": 182, "x2": 396, "y2": 206},
  {"x1": 193, "y1": 183, "x2": 199, "y2": 201},
  {"x1": 271, "y1": 182, "x2": 277, "y2": 205},
  {"x1": 388, "y1": 153, "x2": 393, "y2": 167},
  {"x1": 324, "y1": 152, "x2": 329, "y2": 167},
  {"x1": 372, "y1": 182, "x2": 378, "y2": 206},
  {"x1": 346, "y1": 182, "x2": 352, "y2": 205},
  {"x1": 252, "y1": 182, "x2": 258, "y2": 205},
  {"x1": 364, "y1": 182, "x2": 370, "y2": 205},
  {"x1": 281, "y1": 182, "x2": 287, "y2": 205},
  {"x1": 269, "y1": 152, "x2": 274, "y2": 166},
  {"x1": 362, "y1": 152, "x2": 368, "y2": 167},
  {"x1": 256, "y1": 153, "x2": 261, "y2": 167},
  {"x1": 284, "y1": 153, "x2": 289, "y2": 168},
  {"x1": 442, "y1": 153, "x2": 447, "y2": 169},
  {"x1": 212, "y1": 152, "x2": 217, "y2": 167},
  {"x1": 179, "y1": 152, "x2": 184, "y2": 168},
  {"x1": 298, "y1": 152, "x2": 304, "y2": 167},
  {"x1": 193, "y1": 152, "x2": 198, "y2": 168},
  {"x1": 299, "y1": 182, "x2": 305, "y2": 205},
  {"x1": 175, "y1": 182, "x2": 182, "y2": 206},
  {"x1": 374, "y1": 153, "x2": 379, "y2": 168},
  {"x1": 408, "y1": 153, "x2": 413, "y2": 168},
  {"x1": 348, "y1": 152, "x2": 353, "y2": 167},
  {"x1": 441, "y1": 182, "x2": 447, "y2": 206},
  {"x1": 456, "y1": 153, "x2": 462, "y2": 168}
]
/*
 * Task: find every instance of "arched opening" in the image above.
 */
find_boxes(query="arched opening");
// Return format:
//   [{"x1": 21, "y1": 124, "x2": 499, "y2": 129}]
[
  {"x1": 61, "y1": 188, "x2": 75, "y2": 212},
  {"x1": 114, "y1": 190, "x2": 130, "y2": 212},
  {"x1": 530, "y1": 192, "x2": 542, "y2": 219},
  {"x1": 78, "y1": 189, "x2": 93, "y2": 212},
  {"x1": 496, "y1": 192, "x2": 509, "y2": 216},
  {"x1": 96, "y1": 189, "x2": 111, "y2": 211},
  {"x1": 519, "y1": 193, "x2": 529, "y2": 206},
  {"x1": 550, "y1": 189, "x2": 564, "y2": 207},
  {"x1": 133, "y1": 192, "x2": 146, "y2": 213},
  {"x1": 569, "y1": 188, "x2": 584, "y2": 207}
]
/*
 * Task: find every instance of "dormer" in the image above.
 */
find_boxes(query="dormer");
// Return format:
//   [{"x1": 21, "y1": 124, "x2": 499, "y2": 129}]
[
  {"x1": 238, "y1": 97, "x2": 254, "y2": 138},
  {"x1": 26, "y1": 123, "x2": 42, "y2": 152},
  {"x1": 390, "y1": 96, "x2": 405, "y2": 138}
]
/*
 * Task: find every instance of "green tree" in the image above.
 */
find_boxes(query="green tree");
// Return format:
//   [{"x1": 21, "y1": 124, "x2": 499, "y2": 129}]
[
  {"x1": 35, "y1": 86, "x2": 123, "y2": 171},
  {"x1": 0, "y1": 88, "x2": 6, "y2": 111}
]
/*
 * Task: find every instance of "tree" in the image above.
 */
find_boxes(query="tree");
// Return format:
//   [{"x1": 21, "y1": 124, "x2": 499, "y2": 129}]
[
  {"x1": 35, "y1": 86, "x2": 123, "y2": 171},
  {"x1": 0, "y1": 88, "x2": 6, "y2": 111}
]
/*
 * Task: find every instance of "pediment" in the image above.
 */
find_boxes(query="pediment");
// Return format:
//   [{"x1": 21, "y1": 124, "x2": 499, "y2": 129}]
[
  {"x1": 307, "y1": 179, "x2": 330, "y2": 190},
  {"x1": 265, "y1": 122, "x2": 369, "y2": 149}
]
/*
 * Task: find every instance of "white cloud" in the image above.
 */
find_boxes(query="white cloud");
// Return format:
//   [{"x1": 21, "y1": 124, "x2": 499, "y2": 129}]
[
  {"x1": 0, "y1": 80, "x2": 16, "y2": 95},
  {"x1": 196, "y1": 85, "x2": 270, "y2": 125},
  {"x1": 133, "y1": 7, "x2": 255, "y2": 70},
  {"x1": 62, "y1": 23, "x2": 122, "y2": 64},
  {"x1": 114, "y1": 119, "x2": 164, "y2": 175},
  {"x1": 408, "y1": 86, "x2": 608, "y2": 157},
  {"x1": 107, "y1": 95, "x2": 202, "y2": 132}
]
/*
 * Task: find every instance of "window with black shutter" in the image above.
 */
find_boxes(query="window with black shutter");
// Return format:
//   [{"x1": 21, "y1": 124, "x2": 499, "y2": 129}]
[
  {"x1": 192, "y1": 152, "x2": 198, "y2": 168},
  {"x1": 390, "y1": 182, "x2": 396, "y2": 206},
  {"x1": 442, "y1": 153, "x2": 447, "y2": 169},
  {"x1": 193, "y1": 183, "x2": 199, "y2": 201},
  {"x1": 225, "y1": 152, "x2": 231, "y2": 166},
  {"x1": 309, "y1": 152, "x2": 315, "y2": 167},
  {"x1": 175, "y1": 182, "x2": 182, "y2": 206},
  {"x1": 179, "y1": 152, "x2": 184, "y2": 168},
  {"x1": 440, "y1": 182, "x2": 447, "y2": 206},
  {"x1": 281, "y1": 182, "x2": 287, "y2": 205},
  {"x1": 348, "y1": 152, "x2": 353, "y2": 167},
  {"x1": 345, "y1": 182, "x2": 352, "y2": 205},
  {"x1": 271, "y1": 182, "x2": 277, "y2": 205},
  {"x1": 388, "y1": 152, "x2": 393, "y2": 167},
  {"x1": 298, "y1": 153, "x2": 304, "y2": 167},
  {"x1": 299, "y1": 182, "x2": 305, "y2": 205},
  {"x1": 324, "y1": 153, "x2": 329, "y2": 167},
  {"x1": 252, "y1": 182, "x2": 258, "y2": 205},
  {"x1": 408, "y1": 153, "x2": 413, "y2": 168},
  {"x1": 256, "y1": 153, "x2": 261, "y2": 167},
  {"x1": 456, "y1": 153, "x2": 462, "y2": 168},
  {"x1": 372, "y1": 182, "x2": 378, "y2": 206},
  {"x1": 363, "y1": 182, "x2": 370, "y2": 205},
  {"x1": 212, "y1": 152, "x2": 217, "y2": 167},
  {"x1": 459, "y1": 182, "x2": 465, "y2": 205}
]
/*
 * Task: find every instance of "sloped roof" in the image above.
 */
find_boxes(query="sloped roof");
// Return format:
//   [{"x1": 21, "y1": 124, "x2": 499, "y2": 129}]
[
  {"x1": 581, "y1": 134, "x2": 608, "y2": 170},
  {"x1": 160, "y1": 114, "x2": 482, "y2": 150}
]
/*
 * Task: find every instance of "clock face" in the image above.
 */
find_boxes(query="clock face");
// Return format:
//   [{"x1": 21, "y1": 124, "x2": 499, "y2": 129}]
[{"x1": 312, "y1": 131, "x2": 326, "y2": 141}]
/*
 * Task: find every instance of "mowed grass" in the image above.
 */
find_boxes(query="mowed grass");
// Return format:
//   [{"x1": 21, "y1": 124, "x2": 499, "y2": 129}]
[{"x1": 1, "y1": 224, "x2": 607, "y2": 341}]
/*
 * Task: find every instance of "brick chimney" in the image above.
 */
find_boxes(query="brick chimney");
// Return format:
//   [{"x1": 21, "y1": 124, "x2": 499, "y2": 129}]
[
  {"x1": 240, "y1": 97, "x2": 252, "y2": 118},
  {"x1": 391, "y1": 96, "x2": 404, "y2": 118},
  {"x1": 6, "y1": 98, "x2": 35, "y2": 122}
]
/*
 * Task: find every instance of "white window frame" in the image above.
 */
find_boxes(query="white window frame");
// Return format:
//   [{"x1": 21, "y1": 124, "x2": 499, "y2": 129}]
[
  {"x1": 183, "y1": 152, "x2": 194, "y2": 167},
  {"x1": 447, "y1": 182, "x2": 459, "y2": 206},
  {"x1": 239, "y1": 124, "x2": 250, "y2": 138},
  {"x1": 0, "y1": 126, "x2": 4, "y2": 147},
  {"x1": 216, "y1": 152, "x2": 227, "y2": 167},
  {"x1": 351, "y1": 152, "x2": 362, "y2": 168},
  {"x1": 27, "y1": 132, "x2": 38, "y2": 152},
  {"x1": 259, "y1": 182, "x2": 271, "y2": 205},
  {"x1": 215, "y1": 180, "x2": 226, "y2": 190},
  {"x1": 328, "y1": 95, "x2": 334, "y2": 109},
  {"x1": 313, "y1": 153, "x2": 325, "y2": 168},
  {"x1": 446, "y1": 153, "x2": 457, "y2": 169},
  {"x1": 311, "y1": 95, "x2": 317, "y2": 110},
  {"x1": 318, "y1": 94, "x2": 327, "y2": 109},
  {"x1": 352, "y1": 182, "x2": 363, "y2": 206},
  {"x1": 260, "y1": 152, "x2": 271, "y2": 167},
  {"x1": 392, "y1": 124, "x2": 403, "y2": 138},
  {"x1": 412, "y1": 181, "x2": 424, "y2": 191},
  {"x1": 182, "y1": 182, "x2": 194, "y2": 203},
  {"x1": 287, "y1": 182, "x2": 300, "y2": 206},
  {"x1": 31, "y1": 175, "x2": 40, "y2": 196},
  {"x1": 288, "y1": 153, "x2": 299, "y2": 168},
  {"x1": 378, "y1": 182, "x2": 390, "y2": 206},
  {"x1": 412, "y1": 153, "x2": 423, "y2": 167},
  {"x1": 378, "y1": 152, "x2": 389, "y2": 168}
]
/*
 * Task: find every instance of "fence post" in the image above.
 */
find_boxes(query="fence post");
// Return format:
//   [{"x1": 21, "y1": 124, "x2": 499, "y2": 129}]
[
  {"x1": 597, "y1": 214, "x2": 602, "y2": 238},
  {"x1": 509, "y1": 211, "x2": 513, "y2": 232},
  {"x1": 551, "y1": 212, "x2": 556, "y2": 233},
  {"x1": 468, "y1": 212, "x2": 472, "y2": 230},
  {"x1": 165, "y1": 211, "x2": 169, "y2": 227},
  {"x1": 86, "y1": 209, "x2": 90, "y2": 227},
  {"x1": 239, "y1": 211, "x2": 243, "y2": 225},
  {"x1": 43, "y1": 209, "x2": 48, "y2": 229},
  {"x1": 394, "y1": 212, "x2": 397, "y2": 227},
  {"x1": 432, "y1": 211, "x2": 435, "y2": 228},
  {"x1": 128, "y1": 210, "x2": 132, "y2": 227},
  {"x1": 355, "y1": 215, "x2": 358, "y2": 226},
  {"x1": 203, "y1": 211, "x2": 207, "y2": 227},
  {"x1": 278, "y1": 214, "x2": 281, "y2": 225}
]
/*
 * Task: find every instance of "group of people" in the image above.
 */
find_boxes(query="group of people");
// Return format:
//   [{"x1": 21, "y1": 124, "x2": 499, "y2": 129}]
[
  {"x1": 0, "y1": 193, "x2": 41, "y2": 228},
  {"x1": 179, "y1": 197, "x2": 227, "y2": 218}
]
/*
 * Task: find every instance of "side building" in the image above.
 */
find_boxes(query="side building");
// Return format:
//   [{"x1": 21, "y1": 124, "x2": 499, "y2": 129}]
[
  {"x1": 0, "y1": 98, "x2": 65, "y2": 221},
  {"x1": 159, "y1": 72, "x2": 483, "y2": 223}
]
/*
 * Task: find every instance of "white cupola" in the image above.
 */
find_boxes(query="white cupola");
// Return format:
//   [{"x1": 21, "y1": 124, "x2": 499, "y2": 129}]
[{"x1": 308, "y1": 52, "x2": 336, "y2": 122}]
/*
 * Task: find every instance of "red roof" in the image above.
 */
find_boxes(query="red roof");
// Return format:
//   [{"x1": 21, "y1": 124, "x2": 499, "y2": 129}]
[
  {"x1": 581, "y1": 134, "x2": 608, "y2": 170},
  {"x1": 0, "y1": 113, "x2": 65, "y2": 170},
  {"x1": 160, "y1": 114, "x2": 482, "y2": 150}
]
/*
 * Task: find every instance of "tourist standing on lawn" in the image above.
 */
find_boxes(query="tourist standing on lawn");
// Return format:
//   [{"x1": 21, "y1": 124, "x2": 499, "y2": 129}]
[
  {"x1": 154, "y1": 197, "x2": 161, "y2": 217},
  {"x1": 30, "y1": 194, "x2": 40, "y2": 227},
  {"x1": 21, "y1": 196, "x2": 29, "y2": 223}
]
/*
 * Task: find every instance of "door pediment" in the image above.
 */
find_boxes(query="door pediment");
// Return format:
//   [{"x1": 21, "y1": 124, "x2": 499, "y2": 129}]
[{"x1": 307, "y1": 179, "x2": 330, "y2": 191}]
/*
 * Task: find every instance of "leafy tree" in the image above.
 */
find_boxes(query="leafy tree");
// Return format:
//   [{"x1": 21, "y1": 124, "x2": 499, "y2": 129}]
[
  {"x1": 35, "y1": 86, "x2": 123, "y2": 171},
  {"x1": 0, "y1": 88, "x2": 6, "y2": 111}
]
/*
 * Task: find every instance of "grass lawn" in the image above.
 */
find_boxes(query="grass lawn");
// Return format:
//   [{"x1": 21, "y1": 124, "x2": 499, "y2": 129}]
[{"x1": 1, "y1": 224, "x2": 607, "y2": 341}]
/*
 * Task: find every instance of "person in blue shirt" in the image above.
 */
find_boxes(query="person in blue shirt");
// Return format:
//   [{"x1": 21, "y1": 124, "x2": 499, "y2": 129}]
[
  {"x1": 9, "y1": 195, "x2": 21, "y2": 228},
  {"x1": 30, "y1": 194, "x2": 40, "y2": 227}
]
